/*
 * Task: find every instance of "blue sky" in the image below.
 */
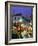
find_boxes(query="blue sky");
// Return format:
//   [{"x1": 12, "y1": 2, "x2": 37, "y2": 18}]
[{"x1": 10, "y1": 6, "x2": 33, "y2": 17}]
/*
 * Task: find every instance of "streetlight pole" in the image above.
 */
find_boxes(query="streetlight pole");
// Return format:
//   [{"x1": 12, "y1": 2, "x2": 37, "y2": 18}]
[{"x1": 19, "y1": 18, "x2": 23, "y2": 38}]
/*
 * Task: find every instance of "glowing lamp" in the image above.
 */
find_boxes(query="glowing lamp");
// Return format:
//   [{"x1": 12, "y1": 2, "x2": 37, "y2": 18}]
[{"x1": 19, "y1": 18, "x2": 23, "y2": 22}]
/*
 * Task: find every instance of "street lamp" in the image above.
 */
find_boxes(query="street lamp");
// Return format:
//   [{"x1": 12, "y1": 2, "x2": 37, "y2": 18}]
[
  {"x1": 18, "y1": 18, "x2": 23, "y2": 38},
  {"x1": 19, "y1": 18, "x2": 23, "y2": 22}
]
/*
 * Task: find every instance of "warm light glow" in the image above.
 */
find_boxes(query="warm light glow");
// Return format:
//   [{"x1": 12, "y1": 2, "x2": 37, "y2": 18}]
[{"x1": 21, "y1": 24, "x2": 24, "y2": 27}]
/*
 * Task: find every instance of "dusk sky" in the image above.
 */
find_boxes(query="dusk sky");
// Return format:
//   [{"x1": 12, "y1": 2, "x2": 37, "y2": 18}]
[{"x1": 10, "y1": 6, "x2": 33, "y2": 17}]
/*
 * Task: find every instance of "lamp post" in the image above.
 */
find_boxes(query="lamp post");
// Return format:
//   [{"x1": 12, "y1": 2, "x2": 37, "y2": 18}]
[{"x1": 19, "y1": 18, "x2": 23, "y2": 38}]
